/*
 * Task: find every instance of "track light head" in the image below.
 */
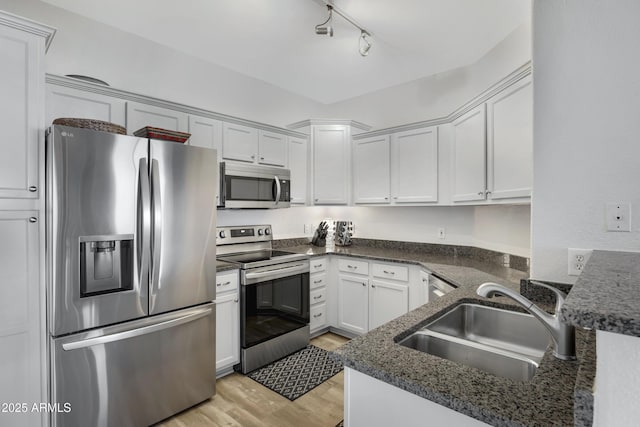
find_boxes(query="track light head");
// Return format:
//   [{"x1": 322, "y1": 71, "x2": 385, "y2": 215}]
[
  {"x1": 359, "y1": 30, "x2": 371, "y2": 56},
  {"x1": 315, "y1": 5, "x2": 334, "y2": 37}
]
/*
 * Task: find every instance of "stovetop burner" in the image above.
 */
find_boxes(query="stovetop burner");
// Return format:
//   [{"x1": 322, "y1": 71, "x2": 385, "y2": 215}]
[{"x1": 217, "y1": 249, "x2": 300, "y2": 264}]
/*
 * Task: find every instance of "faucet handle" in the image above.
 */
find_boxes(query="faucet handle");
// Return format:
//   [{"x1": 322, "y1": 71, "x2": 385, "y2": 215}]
[{"x1": 529, "y1": 280, "x2": 567, "y2": 314}]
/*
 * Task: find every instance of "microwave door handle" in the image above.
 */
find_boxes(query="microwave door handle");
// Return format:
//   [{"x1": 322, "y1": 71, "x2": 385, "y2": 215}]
[
  {"x1": 274, "y1": 175, "x2": 281, "y2": 206},
  {"x1": 137, "y1": 158, "x2": 151, "y2": 287},
  {"x1": 150, "y1": 159, "x2": 162, "y2": 304}
]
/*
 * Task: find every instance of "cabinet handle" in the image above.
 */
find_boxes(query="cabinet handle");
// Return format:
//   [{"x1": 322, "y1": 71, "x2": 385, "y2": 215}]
[
  {"x1": 251, "y1": 155, "x2": 255, "y2": 159},
  {"x1": 313, "y1": 313, "x2": 323, "y2": 318},
  {"x1": 217, "y1": 281, "x2": 231, "y2": 287},
  {"x1": 478, "y1": 191, "x2": 484, "y2": 196},
  {"x1": 260, "y1": 157, "x2": 264, "y2": 160},
  {"x1": 384, "y1": 197, "x2": 388, "y2": 200},
  {"x1": 486, "y1": 191, "x2": 492, "y2": 196},
  {"x1": 393, "y1": 197, "x2": 398, "y2": 200},
  {"x1": 362, "y1": 282, "x2": 366, "y2": 287},
  {"x1": 347, "y1": 265, "x2": 357, "y2": 270},
  {"x1": 29, "y1": 186, "x2": 37, "y2": 192},
  {"x1": 315, "y1": 199, "x2": 319, "y2": 202},
  {"x1": 313, "y1": 264, "x2": 323, "y2": 268},
  {"x1": 383, "y1": 270, "x2": 395, "y2": 275},
  {"x1": 422, "y1": 278, "x2": 428, "y2": 283},
  {"x1": 234, "y1": 298, "x2": 238, "y2": 303},
  {"x1": 313, "y1": 295, "x2": 323, "y2": 300},
  {"x1": 314, "y1": 279, "x2": 323, "y2": 284},
  {"x1": 29, "y1": 217, "x2": 37, "y2": 223},
  {"x1": 371, "y1": 284, "x2": 376, "y2": 288}
]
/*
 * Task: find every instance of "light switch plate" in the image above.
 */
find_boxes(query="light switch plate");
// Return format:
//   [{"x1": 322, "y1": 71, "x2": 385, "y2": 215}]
[{"x1": 606, "y1": 203, "x2": 631, "y2": 232}]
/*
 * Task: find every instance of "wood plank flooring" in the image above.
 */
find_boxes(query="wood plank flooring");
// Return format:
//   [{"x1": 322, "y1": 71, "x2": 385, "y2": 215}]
[{"x1": 157, "y1": 333, "x2": 350, "y2": 427}]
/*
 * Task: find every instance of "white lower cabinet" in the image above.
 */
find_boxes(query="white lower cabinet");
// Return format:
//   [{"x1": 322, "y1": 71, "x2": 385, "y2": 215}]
[
  {"x1": 337, "y1": 274, "x2": 369, "y2": 335},
  {"x1": 336, "y1": 258, "x2": 411, "y2": 335},
  {"x1": 215, "y1": 270, "x2": 239, "y2": 375},
  {"x1": 309, "y1": 257, "x2": 329, "y2": 334},
  {"x1": 369, "y1": 279, "x2": 409, "y2": 330}
]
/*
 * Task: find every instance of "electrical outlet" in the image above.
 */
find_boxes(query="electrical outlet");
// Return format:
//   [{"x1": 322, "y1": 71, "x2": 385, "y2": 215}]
[
  {"x1": 438, "y1": 227, "x2": 445, "y2": 239},
  {"x1": 568, "y1": 248, "x2": 593, "y2": 276},
  {"x1": 304, "y1": 224, "x2": 311, "y2": 234},
  {"x1": 606, "y1": 203, "x2": 631, "y2": 232}
]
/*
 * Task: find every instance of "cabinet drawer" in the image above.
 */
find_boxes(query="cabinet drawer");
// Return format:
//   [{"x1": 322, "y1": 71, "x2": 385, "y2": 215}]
[
  {"x1": 310, "y1": 272, "x2": 327, "y2": 290},
  {"x1": 372, "y1": 263, "x2": 409, "y2": 282},
  {"x1": 310, "y1": 257, "x2": 328, "y2": 273},
  {"x1": 310, "y1": 287, "x2": 327, "y2": 305},
  {"x1": 338, "y1": 258, "x2": 369, "y2": 275},
  {"x1": 216, "y1": 271, "x2": 239, "y2": 294},
  {"x1": 310, "y1": 303, "x2": 327, "y2": 330}
]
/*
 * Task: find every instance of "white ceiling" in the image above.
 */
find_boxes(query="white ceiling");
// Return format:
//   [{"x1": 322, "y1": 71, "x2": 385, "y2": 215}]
[{"x1": 42, "y1": 0, "x2": 530, "y2": 104}]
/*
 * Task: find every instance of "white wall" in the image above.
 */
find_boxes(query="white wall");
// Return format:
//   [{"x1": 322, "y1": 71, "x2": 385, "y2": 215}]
[
  {"x1": 532, "y1": 1, "x2": 640, "y2": 425},
  {"x1": 531, "y1": 0, "x2": 640, "y2": 284},
  {"x1": 324, "y1": 21, "x2": 531, "y2": 130},
  {"x1": 219, "y1": 204, "x2": 531, "y2": 258},
  {"x1": 0, "y1": 0, "x2": 325, "y2": 128}
]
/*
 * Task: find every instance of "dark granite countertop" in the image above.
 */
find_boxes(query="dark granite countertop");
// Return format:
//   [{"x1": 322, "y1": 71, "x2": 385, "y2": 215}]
[
  {"x1": 216, "y1": 260, "x2": 238, "y2": 273},
  {"x1": 561, "y1": 250, "x2": 640, "y2": 337},
  {"x1": 280, "y1": 244, "x2": 528, "y2": 288},
  {"x1": 279, "y1": 242, "x2": 596, "y2": 426}
]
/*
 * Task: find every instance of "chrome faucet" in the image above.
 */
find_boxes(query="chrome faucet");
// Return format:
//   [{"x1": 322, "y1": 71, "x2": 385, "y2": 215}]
[{"x1": 476, "y1": 281, "x2": 576, "y2": 361}]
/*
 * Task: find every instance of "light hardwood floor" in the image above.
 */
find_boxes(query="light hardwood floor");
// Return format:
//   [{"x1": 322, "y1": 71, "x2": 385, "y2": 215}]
[{"x1": 157, "y1": 333, "x2": 350, "y2": 427}]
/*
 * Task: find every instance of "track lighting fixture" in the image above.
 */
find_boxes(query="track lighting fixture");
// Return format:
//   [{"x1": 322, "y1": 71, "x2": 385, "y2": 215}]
[
  {"x1": 315, "y1": 5, "x2": 334, "y2": 37},
  {"x1": 314, "y1": 3, "x2": 372, "y2": 57}
]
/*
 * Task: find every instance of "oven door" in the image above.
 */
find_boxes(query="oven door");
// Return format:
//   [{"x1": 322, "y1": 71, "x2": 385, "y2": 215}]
[
  {"x1": 240, "y1": 261, "x2": 310, "y2": 349},
  {"x1": 220, "y1": 162, "x2": 291, "y2": 209}
]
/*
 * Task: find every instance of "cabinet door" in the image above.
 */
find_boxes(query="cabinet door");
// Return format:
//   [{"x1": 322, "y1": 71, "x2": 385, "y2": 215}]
[
  {"x1": 215, "y1": 292, "x2": 239, "y2": 372},
  {"x1": 391, "y1": 127, "x2": 438, "y2": 203},
  {"x1": 288, "y1": 136, "x2": 308, "y2": 205},
  {"x1": 46, "y1": 84, "x2": 126, "y2": 128},
  {"x1": 126, "y1": 101, "x2": 188, "y2": 134},
  {"x1": 369, "y1": 280, "x2": 409, "y2": 330},
  {"x1": 451, "y1": 105, "x2": 487, "y2": 202},
  {"x1": 188, "y1": 115, "x2": 222, "y2": 206},
  {"x1": 0, "y1": 25, "x2": 43, "y2": 199},
  {"x1": 337, "y1": 274, "x2": 368, "y2": 335},
  {"x1": 353, "y1": 135, "x2": 390, "y2": 204},
  {"x1": 313, "y1": 125, "x2": 349, "y2": 205},
  {"x1": 0, "y1": 211, "x2": 43, "y2": 427},
  {"x1": 222, "y1": 122, "x2": 258, "y2": 163},
  {"x1": 487, "y1": 77, "x2": 533, "y2": 200},
  {"x1": 258, "y1": 130, "x2": 286, "y2": 167}
]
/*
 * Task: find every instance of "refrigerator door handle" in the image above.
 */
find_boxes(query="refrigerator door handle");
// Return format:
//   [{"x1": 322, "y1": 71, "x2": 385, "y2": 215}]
[
  {"x1": 151, "y1": 159, "x2": 162, "y2": 296},
  {"x1": 61, "y1": 307, "x2": 213, "y2": 351},
  {"x1": 137, "y1": 158, "x2": 151, "y2": 286},
  {"x1": 274, "y1": 175, "x2": 281, "y2": 206}
]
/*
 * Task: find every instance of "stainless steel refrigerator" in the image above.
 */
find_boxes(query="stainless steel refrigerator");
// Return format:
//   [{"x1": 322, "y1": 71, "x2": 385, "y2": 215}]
[{"x1": 46, "y1": 125, "x2": 218, "y2": 427}]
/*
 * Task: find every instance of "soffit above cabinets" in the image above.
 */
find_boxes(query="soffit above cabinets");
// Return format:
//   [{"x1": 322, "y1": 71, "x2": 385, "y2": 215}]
[{"x1": 41, "y1": 0, "x2": 530, "y2": 104}]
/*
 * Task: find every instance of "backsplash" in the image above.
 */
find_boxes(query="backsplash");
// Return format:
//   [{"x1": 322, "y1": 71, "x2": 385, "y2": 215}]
[{"x1": 274, "y1": 237, "x2": 530, "y2": 273}]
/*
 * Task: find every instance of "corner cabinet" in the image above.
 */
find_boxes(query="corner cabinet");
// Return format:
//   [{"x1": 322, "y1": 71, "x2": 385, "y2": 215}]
[
  {"x1": 312, "y1": 125, "x2": 351, "y2": 205},
  {"x1": 0, "y1": 11, "x2": 54, "y2": 427},
  {"x1": 451, "y1": 75, "x2": 532, "y2": 203}
]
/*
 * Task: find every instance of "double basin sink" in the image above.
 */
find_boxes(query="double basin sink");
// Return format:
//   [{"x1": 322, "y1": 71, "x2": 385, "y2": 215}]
[{"x1": 398, "y1": 303, "x2": 551, "y2": 381}]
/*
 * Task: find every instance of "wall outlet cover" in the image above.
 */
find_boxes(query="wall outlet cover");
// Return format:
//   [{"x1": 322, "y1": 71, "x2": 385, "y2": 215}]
[
  {"x1": 606, "y1": 203, "x2": 631, "y2": 232},
  {"x1": 568, "y1": 248, "x2": 593, "y2": 276}
]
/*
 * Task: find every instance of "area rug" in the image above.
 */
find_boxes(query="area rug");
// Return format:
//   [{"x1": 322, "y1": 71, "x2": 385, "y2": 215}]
[{"x1": 247, "y1": 345, "x2": 343, "y2": 401}]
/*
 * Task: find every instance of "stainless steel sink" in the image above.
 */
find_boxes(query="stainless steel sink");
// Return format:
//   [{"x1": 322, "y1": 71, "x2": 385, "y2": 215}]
[{"x1": 398, "y1": 303, "x2": 551, "y2": 381}]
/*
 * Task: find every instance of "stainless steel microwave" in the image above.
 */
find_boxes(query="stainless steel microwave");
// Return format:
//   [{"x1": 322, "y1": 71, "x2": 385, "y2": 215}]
[{"x1": 219, "y1": 162, "x2": 291, "y2": 209}]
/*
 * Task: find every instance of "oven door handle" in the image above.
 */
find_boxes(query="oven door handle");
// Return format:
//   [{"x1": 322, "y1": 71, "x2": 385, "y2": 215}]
[{"x1": 243, "y1": 263, "x2": 309, "y2": 285}]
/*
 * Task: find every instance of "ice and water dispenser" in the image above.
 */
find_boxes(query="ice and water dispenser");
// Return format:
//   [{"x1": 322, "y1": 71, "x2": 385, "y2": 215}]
[{"x1": 80, "y1": 235, "x2": 134, "y2": 297}]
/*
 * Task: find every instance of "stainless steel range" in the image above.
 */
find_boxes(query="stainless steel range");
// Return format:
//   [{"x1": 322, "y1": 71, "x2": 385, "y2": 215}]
[{"x1": 216, "y1": 225, "x2": 310, "y2": 373}]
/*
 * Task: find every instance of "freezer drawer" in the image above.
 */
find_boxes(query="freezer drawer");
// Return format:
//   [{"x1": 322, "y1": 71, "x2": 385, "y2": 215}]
[{"x1": 50, "y1": 304, "x2": 215, "y2": 427}]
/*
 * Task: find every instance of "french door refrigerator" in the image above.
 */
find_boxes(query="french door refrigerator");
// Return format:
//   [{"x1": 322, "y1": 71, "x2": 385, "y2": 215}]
[{"x1": 46, "y1": 125, "x2": 218, "y2": 427}]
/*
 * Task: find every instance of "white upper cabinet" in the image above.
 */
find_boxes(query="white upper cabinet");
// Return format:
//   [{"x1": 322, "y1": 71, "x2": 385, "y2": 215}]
[
  {"x1": 0, "y1": 21, "x2": 49, "y2": 199},
  {"x1": 222, "y1": 123, "x2": 287, "y2": 167},
  {"x1": 188, "y1": 115, "x2": 222, "y2": 157},
  {"x1": 313, "y1": 125, "x2": 350, "y2": 205},
  {"x1": 451, "y1": 104, "x2": 487, "y2": 202},
  {"x1": 222, "y1": 122, "x2": 258, "y2": 163},
  {"x1": 288, "y1": 136, "x2": 308, "y2": 204},
  {"x1": 486, "y1": 76, "x2": 533, "y2": 200},
  {"x1": 46, "y1": 84, "x2": 126, "y2": 128},
  {"x1": 258, "y1": 130, "x2": 287, "y2": 167},
  {"x1": 126, "y1": 101, "x2": 188, "y2": 134},
  {"x1": 391, "y1": 127, "x2": 438, "y2": 203},
  {"x1": 353, "y1": 135, "x2": 390, "y2": 204}
]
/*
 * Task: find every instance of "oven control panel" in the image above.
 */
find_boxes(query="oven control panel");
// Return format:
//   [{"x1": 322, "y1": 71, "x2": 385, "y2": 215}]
[{"x1": 216, "y1": 225, "x2": 272, "y2": 245}]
